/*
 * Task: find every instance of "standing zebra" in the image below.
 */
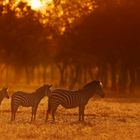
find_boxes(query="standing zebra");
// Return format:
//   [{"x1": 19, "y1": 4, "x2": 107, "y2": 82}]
[
  {"x1": 0, "y1": 87, "x2": 9, "y2": 105},
  {"x1": 46, "y1": 80, "x2": 104, "y2": 122},
  {"x1": 11, "y1": 84, "x2": 52, "y2": 121}
]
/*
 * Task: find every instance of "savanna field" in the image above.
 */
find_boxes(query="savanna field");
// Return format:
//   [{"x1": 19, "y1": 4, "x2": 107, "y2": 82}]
[
  {"x1": 0, "y1": 92, "x2": 140, "y2": 140},
  {"x1": 1, "y1": 0, "x2": 140, "y2": 140}
]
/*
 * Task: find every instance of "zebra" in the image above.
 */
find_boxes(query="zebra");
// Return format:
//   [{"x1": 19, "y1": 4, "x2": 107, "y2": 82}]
[
  {"x1": 45, "y1": 80, "x2": 104, "y2": 122},
  {"x1": 11, "y1": 84, "x2": 52, "y2": 122},
  {"x1": 0, "y1": 87, "x2": 9, "y2": 105}
]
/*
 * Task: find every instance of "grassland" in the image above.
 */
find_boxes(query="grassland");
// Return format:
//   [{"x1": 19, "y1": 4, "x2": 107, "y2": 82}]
[{"x1": 0, "y1": 97, "x2": 140, "y2": 140}]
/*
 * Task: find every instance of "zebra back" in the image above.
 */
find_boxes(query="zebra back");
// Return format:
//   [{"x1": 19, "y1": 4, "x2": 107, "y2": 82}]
[{"x1": 11, "y1": 84, "x2": 52, "y2": 107}]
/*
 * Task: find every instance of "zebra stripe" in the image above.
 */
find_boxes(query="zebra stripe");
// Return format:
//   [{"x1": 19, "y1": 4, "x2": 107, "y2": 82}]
[
  {"x1": 51, "y1": 89, "x2": 80, "y2": 108},
  {"x1": 0, "y1": 88, "x2": 9, "y2": 105},
  {"x1": 11, "y1": 84, "x2": 52, "y2": 121},
  {"x1": 46, "y1": 80, "x2": 104, "y2": 122}
]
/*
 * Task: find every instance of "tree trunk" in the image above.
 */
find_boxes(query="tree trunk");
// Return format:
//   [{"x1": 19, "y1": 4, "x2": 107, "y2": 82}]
[
  {"x1": 129, "y1": 66, "x2": 136, "y2": 92},
  {"x1": 25, "y1": 66, "x2": 31, "y2": 85},
  {"x1": 69, "y1": 64, "x2": 80, "y2": 89},
  {"x1": 57, "y1": 62, "x2": 67, "y2": 86},
  {"x1": 118, "y1": 64, "x2": 128, "y2": 92},
  {"x1": 111, "y1": 63, "x2": 117, "y2": 90}
]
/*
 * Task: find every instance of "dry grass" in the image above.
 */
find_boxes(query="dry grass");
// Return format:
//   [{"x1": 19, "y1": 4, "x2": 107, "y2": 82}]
[{"x1": 0, "y1": 97, "x2": 140, "y2": 140}]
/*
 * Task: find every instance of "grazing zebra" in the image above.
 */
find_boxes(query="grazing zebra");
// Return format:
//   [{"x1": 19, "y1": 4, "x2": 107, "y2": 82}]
[
  {"x1": 11, "y1": 84, "x2": 52, "y2": 121},
  {"x1": 46, "y1": 80, "x2": 104, "y2": 122},
  {"x1": 0, "y1": 88, "x2": 9, "y2": 105}
]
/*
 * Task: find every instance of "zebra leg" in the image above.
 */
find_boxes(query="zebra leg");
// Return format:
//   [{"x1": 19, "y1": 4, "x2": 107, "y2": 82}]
[
  {"x1": 31, "y1": 107, "x2": 34, "y2": 122},
  {"x1": 79, "y1": 105, "x2": 82, "y2": 121},
  {"x1": 11, "y1": 112, "x2": 15, "y2": 121},
  {"x1": 79, "y1": 106, "x2": 82, "y2": 121},
  {"x1": 81, "y1": 105, "x2": 85, "y2": 121},
  {"x1": 11, "y1": 102, "x2": 14, "y2": 121},
  {"x1": 31, "y1": 106, "x2": 38, "y2": 122},
  {"x1": 11, "y1": 113, "x2": 14, "y2": 121},
  {"x1": 45, "y1": 98, "x2": 52, "y2": 122},
  {"x1": 79, "y1": 105, "x2": 85, "y2": 121},
  {"x1": 33, "y1": 105, "x2": 38, "y2": 121},
  {"x1": 33, "y1": 107, "x2": 38, "y2": 121},
  {"x1": 11, "y1": 105, "x2": 14, "y2": 121},
  {"x1": 52, "y1": 108, "x2": 57, "y2": 122},
  {"x1": 45, "y1": 109, "x2": 50, "y2": 122},
  {"x1": 46, "y1": 106, "x2": 57, "y2": 122},
  {"x1": 11, "y1": 105, "x2": 19, "y2": 121}
]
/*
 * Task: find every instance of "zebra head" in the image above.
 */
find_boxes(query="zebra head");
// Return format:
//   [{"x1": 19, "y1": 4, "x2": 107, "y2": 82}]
[
  {"x1": 36, "y1": 84, "x2": 52, "y2": 97},
  {"x1": 44, "y1": 84, "x2": 52, "y2": 97},
  {"x1": 95, "y1": 81, "x2": 104, "y2": 98},
  {"x1": 83, "y1": 80, "x2": 104, "y2": 98},
  {"x1": 1, "y1": 87, "x2": 9, "y2": 99}
]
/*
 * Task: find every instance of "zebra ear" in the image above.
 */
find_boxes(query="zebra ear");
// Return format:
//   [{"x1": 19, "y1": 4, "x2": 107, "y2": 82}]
[
  {"x1": 99, "y1": 82, "x2": 103, "y2": 87},
  {"x1": 3, "y1": 87, "x2": 8, "y2": 91},
  {"x1": 48, "y1": 84, "x2": 52, "y2": 88}
]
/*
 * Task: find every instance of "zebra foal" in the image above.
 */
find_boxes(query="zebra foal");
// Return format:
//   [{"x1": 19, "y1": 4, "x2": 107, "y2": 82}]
[
  {"x1": 11, "y1": 84, "x2": 52, "y2": 121},
  {"x1": 0, "y1": 87, "x2": 9, "y2": 105},
  {"x1": 46, "y1": 80, "x2": 104, "y2": 122}
]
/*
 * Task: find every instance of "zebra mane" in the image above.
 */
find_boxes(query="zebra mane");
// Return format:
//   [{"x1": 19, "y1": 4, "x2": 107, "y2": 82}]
[
  {"x1": 81, "y1": 80, "x2": 102, "y2": 95},
  {"x1": 83, "y1": 80, "x2": 101, "y2": 89},
  {"x1": 35, "y1": 84, "x2": 52, "y2": 96},
  {"x1": 35, "y1": 86, "x2": 45, "y2": 94}
]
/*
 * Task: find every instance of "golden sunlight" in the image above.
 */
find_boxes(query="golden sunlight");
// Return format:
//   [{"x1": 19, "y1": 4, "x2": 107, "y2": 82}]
[
  {"x1": 28, "y1": 0, "x2": 53, "y2": 11},
  {"x1": 2, "y1": 0, "x2": 54, "y2": 13},
  {"x1": 30, "y1": 0, "x2": 42, "y2": 10}
]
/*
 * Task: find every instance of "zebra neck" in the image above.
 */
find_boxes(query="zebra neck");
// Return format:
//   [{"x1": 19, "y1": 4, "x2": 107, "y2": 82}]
[
  {"x1": 82, "y1": 88, "x2": 96, "y2": 98},
  {"x1": 35, "y1": 91, "x2": 45, "y2": 100}
]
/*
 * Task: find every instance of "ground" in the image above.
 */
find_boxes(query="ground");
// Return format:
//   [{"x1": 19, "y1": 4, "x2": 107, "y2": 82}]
[{"x1": 0, "y1": 97, "x2": 140, "y2": 140}]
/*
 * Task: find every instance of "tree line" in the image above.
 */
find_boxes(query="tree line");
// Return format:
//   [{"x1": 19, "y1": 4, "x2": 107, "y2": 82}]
[{"x1": 0, "y1": 0, "x2": 140, "y2": 93}]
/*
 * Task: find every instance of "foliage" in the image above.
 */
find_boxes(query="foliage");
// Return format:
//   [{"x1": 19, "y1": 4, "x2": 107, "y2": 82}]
[{"x1": 0, "y1": 0, "x2": 140, "y2": 91}]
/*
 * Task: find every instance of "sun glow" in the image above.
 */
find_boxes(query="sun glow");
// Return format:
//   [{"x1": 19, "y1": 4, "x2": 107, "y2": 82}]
[
  {"x1": 30, "y1": 0, "x2": 42, "y2": 10},
  {"x1": 1, "y1": 0, "x2": 95, "y2": 33},
  {"x1": 28, "y1": 0, "x2": 53, "y2": 11},
  {"x1": 2, "y1": 0, "x2": 54, "y2": 13}
]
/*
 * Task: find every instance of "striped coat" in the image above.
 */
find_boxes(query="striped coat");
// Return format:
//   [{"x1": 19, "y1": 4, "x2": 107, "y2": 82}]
[
  {"x1": 11, "y1": 84, "x2": 52, "y2": 121},
  {"x1": 46, "y1": 80, "x2": 104, "y2": 122}
]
